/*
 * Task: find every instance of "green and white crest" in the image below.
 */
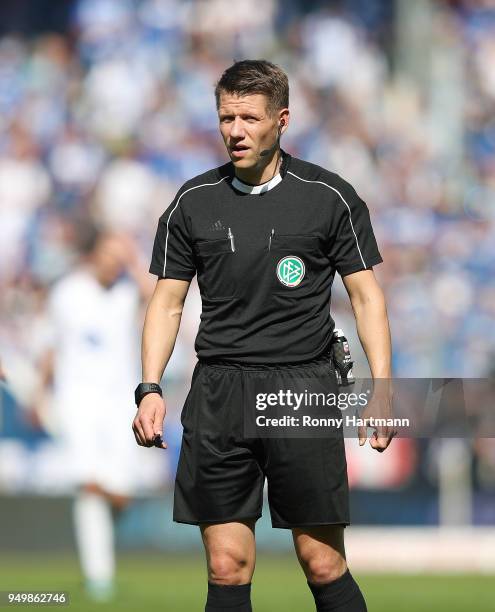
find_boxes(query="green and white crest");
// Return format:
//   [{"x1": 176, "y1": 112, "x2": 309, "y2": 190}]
[{"x1": 276, "y1": 256, "x2": 305, "y2": 287}]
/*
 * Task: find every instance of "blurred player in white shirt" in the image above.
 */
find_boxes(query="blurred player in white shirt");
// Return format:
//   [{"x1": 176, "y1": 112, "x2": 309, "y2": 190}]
[{"x1": 34, "y1": 226, "x2": 157, "y2": 601}]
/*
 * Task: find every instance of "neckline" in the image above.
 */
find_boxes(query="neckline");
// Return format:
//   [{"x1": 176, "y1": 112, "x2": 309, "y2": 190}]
[
  {"x1": 230, "y1": 150, "x2": 291, "y2": 196},
  {"x1": 232, "y1": 172, "x2": 282, "y2": 194}
]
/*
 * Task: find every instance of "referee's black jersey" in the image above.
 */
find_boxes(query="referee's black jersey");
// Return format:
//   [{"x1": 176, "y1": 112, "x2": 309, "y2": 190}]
[{"x1": 149, "y1": 151, "x2": 383, "y2": 364}]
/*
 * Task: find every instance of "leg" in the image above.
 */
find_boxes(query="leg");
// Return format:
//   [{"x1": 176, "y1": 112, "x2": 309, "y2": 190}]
[
  {"x1": 73, "y1": 483, "x2": 116, "y2": 601},
  {"x1": 293, "y1": 525, "x2": 366, "y2": 611},
  {"x1": 201, "y1": 520, "x2": 256, "y2": 611},
  {"x1": 85, "y1": 481, "x2": 132, "y2": 510},
  {"x1": 293, "y1": 524, "x2": 347, "y2": 584}
]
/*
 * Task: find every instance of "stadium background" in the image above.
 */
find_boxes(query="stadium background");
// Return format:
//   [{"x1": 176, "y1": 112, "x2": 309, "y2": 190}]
[{"x1": 0, "y1": 0, "x2": 494, "y2": 610}]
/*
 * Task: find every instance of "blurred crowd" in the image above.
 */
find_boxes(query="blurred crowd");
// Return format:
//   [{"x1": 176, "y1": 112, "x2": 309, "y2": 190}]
[{"x1": 0, "y1": 0, "x2": 495, "y2": 503}]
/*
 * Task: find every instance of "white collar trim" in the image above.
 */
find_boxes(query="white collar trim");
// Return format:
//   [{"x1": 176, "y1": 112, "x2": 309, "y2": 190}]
[{"x1": 232, "y1": 172, "x2": 282, "y2": 194}]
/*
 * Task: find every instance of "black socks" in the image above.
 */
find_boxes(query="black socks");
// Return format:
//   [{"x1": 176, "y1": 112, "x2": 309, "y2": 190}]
[
  {"x1": 308, "y1": 569, "x2": 367, "y2": 611},
  {"x1": 205, "y1": 582, "x2": 252, "y2": 611},
  {"x1": 204, "y1": 570, "x2": 365, "y2": 611}
]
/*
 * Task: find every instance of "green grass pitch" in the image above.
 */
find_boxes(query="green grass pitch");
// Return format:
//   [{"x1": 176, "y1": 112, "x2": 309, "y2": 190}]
[{"x1": 1, "y1": 553, "x2": 493, "y2": 611}]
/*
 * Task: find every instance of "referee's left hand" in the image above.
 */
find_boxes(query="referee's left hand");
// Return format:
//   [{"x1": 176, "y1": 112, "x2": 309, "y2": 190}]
[
  {"x1": 132, "y1": 393, "x2": 167, "y2": 449},
  {"x1": 358, "y1": 381, "x2": 396, "y2": 452}
]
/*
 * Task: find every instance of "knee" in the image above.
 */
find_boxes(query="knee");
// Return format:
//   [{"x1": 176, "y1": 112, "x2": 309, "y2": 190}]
[
  {"x1": 208, "y1": 550, "x2": 251, "y2": 585},
  {"x1": 304, "y1": 554, "x2": 347, "y2": 585}
]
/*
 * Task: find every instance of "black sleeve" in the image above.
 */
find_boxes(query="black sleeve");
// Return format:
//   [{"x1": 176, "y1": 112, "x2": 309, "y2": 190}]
[
  {"x1": 149, "y1": 195, "x2": 196, "y2": 280},
  {"x1": 327, "y1": 179, "x2": 383, "y2": 277}
]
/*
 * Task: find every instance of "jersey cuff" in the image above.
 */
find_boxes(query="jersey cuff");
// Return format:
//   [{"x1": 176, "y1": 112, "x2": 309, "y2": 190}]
[
  {"x1": 337, "y1": 254, "x2": 383, "y2": 277},
  {"x1": 148, "y1": 264, "x2": 195, "y2": 281}
]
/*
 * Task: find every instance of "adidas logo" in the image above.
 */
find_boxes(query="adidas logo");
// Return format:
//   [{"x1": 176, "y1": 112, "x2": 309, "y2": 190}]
[{"x1": 208, "y1": 219, "x2": 226, "y2": 231}]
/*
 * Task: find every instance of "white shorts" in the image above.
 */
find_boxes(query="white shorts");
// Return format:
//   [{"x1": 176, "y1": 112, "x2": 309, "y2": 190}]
[{"x1": 53, "y1": 391, "x2": 165, "y2": 496}]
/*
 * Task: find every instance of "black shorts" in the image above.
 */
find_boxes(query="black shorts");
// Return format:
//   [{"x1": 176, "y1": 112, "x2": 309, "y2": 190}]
[{"x1": 173, "y1": 353, "x2": 350, "y2": 529}]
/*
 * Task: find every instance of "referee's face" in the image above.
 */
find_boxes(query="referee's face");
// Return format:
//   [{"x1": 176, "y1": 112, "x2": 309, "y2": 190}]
[{"x1": 218, "y1": 92, "x2": 286, "y2": 170}]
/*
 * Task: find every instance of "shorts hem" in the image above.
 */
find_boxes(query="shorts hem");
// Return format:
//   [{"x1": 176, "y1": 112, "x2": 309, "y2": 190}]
[
  {"x1": 174, "y1": 514, "x2": 262, "y2": 526},
  {"x1": 271, "y1": 520, "x2": 351, "y2": 530}
]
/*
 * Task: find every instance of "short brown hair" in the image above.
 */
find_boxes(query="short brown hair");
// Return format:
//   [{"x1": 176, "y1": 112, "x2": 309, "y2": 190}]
[{"x1": 215, "y1": 60, "x2": 289, "y2": 115}]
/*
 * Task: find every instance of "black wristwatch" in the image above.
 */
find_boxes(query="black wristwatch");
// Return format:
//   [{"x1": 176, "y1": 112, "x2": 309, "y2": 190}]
[{"x1": 134, "y1": 382, "x2": 163, "y2": 406}]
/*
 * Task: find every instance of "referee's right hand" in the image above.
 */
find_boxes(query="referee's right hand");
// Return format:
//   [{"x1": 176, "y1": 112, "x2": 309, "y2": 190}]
[{"x1": 132, "y1": 394, "x2": 167, "y2": 449}]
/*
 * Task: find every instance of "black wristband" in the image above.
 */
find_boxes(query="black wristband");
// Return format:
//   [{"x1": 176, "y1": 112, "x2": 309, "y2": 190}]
[{"x1": 134, "y1": 382, "x2": 162, "y2": 406}]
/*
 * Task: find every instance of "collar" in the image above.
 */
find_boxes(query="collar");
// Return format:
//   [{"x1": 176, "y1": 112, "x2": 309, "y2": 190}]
[
  {"x1": 230, "y1": 150, "x2": 290, "y2": 195},
  {"x1": 232, "y1": 172, "x2": 282, "y2": 194}
]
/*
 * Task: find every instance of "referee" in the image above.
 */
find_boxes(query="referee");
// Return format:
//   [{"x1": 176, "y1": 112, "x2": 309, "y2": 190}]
[{"x1": 133, "y1": 60, "x2": 394, "y2": 612}]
